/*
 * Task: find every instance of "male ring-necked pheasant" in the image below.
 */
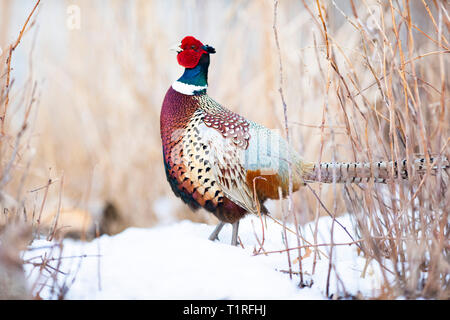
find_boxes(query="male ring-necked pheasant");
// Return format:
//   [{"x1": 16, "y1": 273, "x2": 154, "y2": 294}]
[{"x1": 160, "y1": 36, "x2": 448, "y2": 246}]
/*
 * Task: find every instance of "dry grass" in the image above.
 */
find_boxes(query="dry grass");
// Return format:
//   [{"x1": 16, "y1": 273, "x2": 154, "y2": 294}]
[
  {"x1": 0, "y1": 0, "x2": 448, "y2": 299},
  {"x1": 0, "y1": 0, "x2": 76, "y2": 299},
  {"x1": 270, "y1": 0, "x2": 449, "y2": 299}
]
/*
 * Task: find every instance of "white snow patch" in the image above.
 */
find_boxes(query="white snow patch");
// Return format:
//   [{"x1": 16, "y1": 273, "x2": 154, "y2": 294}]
[
  {"x1": 152, "y1": 196, "x2": 179, "y2": 225},
  {"x1": 23, "y1": 214, "x2": 388, "y2": 299}
]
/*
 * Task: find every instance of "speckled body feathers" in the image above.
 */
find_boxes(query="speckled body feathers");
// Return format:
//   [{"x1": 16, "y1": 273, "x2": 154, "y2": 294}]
[{"x1": 161, "y1": 87, "x2": 251, "y2": 223}]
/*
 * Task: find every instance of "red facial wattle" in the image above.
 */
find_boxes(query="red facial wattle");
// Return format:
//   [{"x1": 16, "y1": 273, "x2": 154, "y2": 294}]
[
  {"x1": 176, "y1": 36, "x2": 208, "y2": 69},
  {"x1": 177, "y1": 50, "x2": 205, "y2": 69}
]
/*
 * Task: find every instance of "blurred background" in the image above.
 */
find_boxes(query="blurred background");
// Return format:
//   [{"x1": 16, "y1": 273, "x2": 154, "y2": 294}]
[{"x1": 0, "y1": 0, "x2": 445, "y2": 237}]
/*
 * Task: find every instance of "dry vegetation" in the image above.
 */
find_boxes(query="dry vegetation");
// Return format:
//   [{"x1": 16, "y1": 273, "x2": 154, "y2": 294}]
[{"x1": 0, "y1": 0, "x2": 448, "y2": 299}]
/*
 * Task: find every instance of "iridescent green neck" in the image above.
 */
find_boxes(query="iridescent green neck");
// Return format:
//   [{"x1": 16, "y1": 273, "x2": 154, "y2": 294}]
[
  {"x1": 174, "y1": 54, "x2": 210, "y2": 95},
  {"x1": 178, "y1": 64, "x2": 208, "y2": 88}
]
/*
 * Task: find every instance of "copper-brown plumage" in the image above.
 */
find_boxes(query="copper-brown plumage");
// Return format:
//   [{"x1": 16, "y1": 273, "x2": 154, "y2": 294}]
[{"x1": 161, "y1": 87, "x2": 248, "y2": 224}]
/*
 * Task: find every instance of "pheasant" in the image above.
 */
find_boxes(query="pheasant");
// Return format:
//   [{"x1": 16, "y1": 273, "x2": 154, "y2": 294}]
[{"x1": 160, "y1": 36, "x2": 449, "y2": 246}]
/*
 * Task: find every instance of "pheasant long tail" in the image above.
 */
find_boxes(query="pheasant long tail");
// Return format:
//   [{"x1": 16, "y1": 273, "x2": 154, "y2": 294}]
[{"x1": 302, "y1": 156, "x2": 449, "y2": 184}]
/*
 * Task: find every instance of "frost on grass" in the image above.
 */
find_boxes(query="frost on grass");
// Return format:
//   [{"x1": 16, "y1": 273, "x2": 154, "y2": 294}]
[{"x1": 23, "y1": 214, "x2": 386, "y2": 299}]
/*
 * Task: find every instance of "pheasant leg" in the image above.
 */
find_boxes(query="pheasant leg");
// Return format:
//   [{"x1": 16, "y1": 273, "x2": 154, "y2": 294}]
[
  {"x1": 231, "y1": 221, "x2": 240, "y2": 246},
  {"x1": 208, "y1": 221, "x2": 225, "y2": 241}
]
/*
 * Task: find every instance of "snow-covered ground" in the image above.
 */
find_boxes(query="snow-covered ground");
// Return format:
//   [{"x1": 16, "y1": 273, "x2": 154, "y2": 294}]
[{"x1": 23, "y1": 214, "x2": 388, "y2": 299}]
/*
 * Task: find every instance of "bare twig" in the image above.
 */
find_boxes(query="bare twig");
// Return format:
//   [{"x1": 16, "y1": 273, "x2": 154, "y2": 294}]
[{"x1": 1, "y1": 0, "x2": 40, "y2": 135}]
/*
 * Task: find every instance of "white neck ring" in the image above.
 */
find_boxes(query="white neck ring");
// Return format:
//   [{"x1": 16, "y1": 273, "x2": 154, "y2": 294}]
[{"x1": 172, "y1": 80, "x2": 207, "y2": 95}]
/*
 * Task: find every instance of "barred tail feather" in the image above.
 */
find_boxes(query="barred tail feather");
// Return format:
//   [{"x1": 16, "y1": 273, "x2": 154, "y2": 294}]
[{"x1": 302, "y1": 156, "x2": 449, "y2": 184}]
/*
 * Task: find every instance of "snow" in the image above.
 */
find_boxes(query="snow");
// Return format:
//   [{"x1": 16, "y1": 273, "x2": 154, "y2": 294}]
[
  {"x1": 152, "y1": 196, "x2": 179, "y2": 225},
  {"x1": 23, "y1": 214, "x2": 388, "y2": 299}
]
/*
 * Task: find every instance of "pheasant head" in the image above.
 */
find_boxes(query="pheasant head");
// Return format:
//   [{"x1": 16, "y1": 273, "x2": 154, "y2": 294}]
[
  {"x1": 175, "y1": 36, "x2": 216, "y2": 68},
  {"x1": 172, "y1": 36, "x2": 216, "y2": 95}
]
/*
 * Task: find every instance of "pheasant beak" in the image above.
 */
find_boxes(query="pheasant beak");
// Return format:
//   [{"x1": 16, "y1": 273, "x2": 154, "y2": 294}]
[{"x1": 170, "y1": 43, "x2": 183, "y2": 53}]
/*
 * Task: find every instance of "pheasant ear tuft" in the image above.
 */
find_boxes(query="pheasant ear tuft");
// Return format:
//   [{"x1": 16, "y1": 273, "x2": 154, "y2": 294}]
[{"x1": 202, "y1": 45, "x2": 216, "y2": 54}]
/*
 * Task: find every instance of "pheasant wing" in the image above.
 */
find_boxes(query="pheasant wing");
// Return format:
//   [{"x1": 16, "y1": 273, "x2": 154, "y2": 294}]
[{"x1": 208, "y1": 137, "x2": 258, "y2": 215}]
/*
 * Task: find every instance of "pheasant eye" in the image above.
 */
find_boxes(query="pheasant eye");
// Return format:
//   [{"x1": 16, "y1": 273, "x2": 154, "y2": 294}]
[{"x1": 191, "y1": 45, "x2": 196, "y2": 50}]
